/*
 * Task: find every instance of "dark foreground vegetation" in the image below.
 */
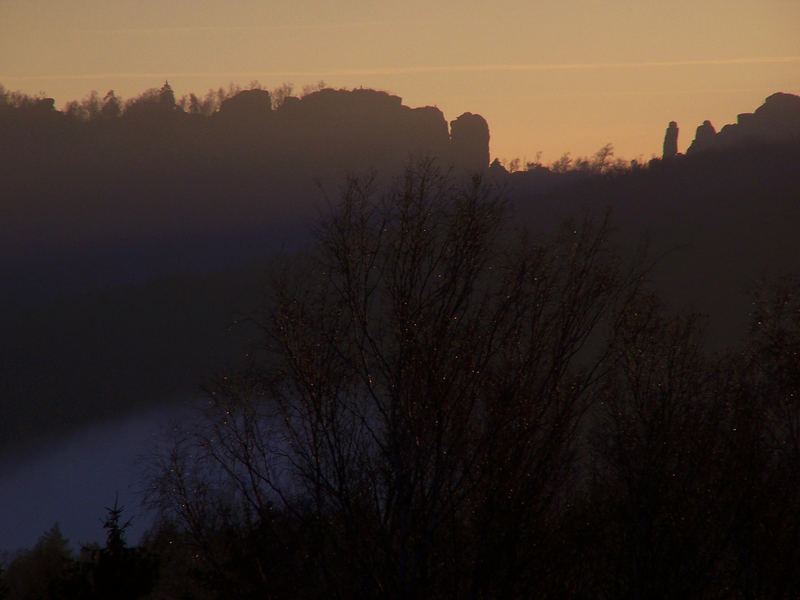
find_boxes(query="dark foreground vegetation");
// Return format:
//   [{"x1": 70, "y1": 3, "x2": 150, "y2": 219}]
[{"x1": 3, "y1": 163, "x2": 799, "y2": 599}]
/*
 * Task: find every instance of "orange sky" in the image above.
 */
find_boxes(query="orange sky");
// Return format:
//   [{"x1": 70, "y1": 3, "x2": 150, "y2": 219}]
[{"x1": 2, "y1": 0, "x2": 799, "y2": 163}]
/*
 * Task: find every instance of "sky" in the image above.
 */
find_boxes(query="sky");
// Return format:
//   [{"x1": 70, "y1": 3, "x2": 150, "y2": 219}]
[{"x1": 2, "y1": 0, "x2": 799, "y2": 162}]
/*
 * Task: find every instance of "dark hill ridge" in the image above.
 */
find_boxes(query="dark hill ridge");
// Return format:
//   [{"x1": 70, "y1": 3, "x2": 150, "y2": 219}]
[
  {"x1": 0, "y1": 85, "x2": 491, "y2": 455},
  {"x1": 0, "y1": 86, "x2": 489, "y2": 299},
  {"x1": 1, "y1": 87, "x2": 799, "y2": 457},
  {"x1": 0, "y1": 86, "x2": 487, "y2": 182},
  {"x1": 512, "y1": 137, "x2": 800, "y2": 350}
]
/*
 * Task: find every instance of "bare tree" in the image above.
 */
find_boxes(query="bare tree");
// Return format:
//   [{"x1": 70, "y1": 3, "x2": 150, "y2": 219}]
[
  {"x1": 150, "y1": 161, "x2": 644, "y2": 597},
  {"x1": 589, "y1": 295, "x2": 738, "y2": 598},
  {"x1": 723, "y1": 278, "x2": 800, "y2": 599}
]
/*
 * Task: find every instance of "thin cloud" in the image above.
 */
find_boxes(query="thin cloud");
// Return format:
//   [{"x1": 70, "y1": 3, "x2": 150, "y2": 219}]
[
  {"x1": 513, "y1": 86, "x2": 800, "y2": 100},
  {"x1": 327, "y1": 56, "x2": 800, "y2": 76},
  {"x1": 80, "y1": 22, "x2": 380, "y2": 35},
  {"x1": 4, "y1": 56, "x2": 800, "y2": 82}
]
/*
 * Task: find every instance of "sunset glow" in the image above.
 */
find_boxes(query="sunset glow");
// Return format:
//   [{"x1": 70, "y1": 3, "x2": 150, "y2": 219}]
[{"x1": 2, "y1": 0, "x2": 798, "y2": 162}]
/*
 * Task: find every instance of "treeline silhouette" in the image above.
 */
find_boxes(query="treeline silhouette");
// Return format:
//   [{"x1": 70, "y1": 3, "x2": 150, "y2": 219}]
[
  {"x1": 1, "y1": 504, "x2": 157, "y2": 599},
  {"x1": 3, "y1": 163, "x2": 799, "y2": 598}
]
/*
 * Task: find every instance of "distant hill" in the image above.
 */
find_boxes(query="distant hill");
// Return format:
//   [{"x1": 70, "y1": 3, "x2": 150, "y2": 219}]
[
  {"x1": 1, "y1": 87, "x2": 798, "y2": 456},
  {"x1": 0, "y1": 85, "x2": 491, "y2": 454},
  {"x1": 0, "y1": 85, "x2": 489, "y2": 300}
]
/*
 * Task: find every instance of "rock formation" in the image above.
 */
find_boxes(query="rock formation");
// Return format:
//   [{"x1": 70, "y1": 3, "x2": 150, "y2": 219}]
[
  {"x1": 262, "y1": 88, "x2": 451, "y2": 173},
  {"x1": 449, "y1": 112, "x2": 490, "y2": 173},
  {"x1": 219, "y1": 89, "x2": 272, "y2": 118},
  {"x1": 663, "y1": 121, "x2": 679, "y2": 158},
  {"x1": 686, "y1": 92, "x2": 800, "y2": 154},
  {"x1": 687, "y1": 120, "x2": 717, "y2": 154}
]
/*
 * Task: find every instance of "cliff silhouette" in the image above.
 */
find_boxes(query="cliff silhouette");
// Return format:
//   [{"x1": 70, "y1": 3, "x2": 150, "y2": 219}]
[{"x1": 0, "y1": 83, "x2": 488, "y2": 180}]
